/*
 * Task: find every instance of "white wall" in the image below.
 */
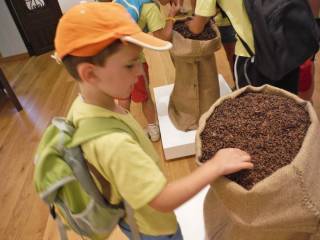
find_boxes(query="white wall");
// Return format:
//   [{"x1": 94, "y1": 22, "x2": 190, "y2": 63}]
[
  {"x1": 0, "y1": 1, "x2": 28, "y2": 57},
  {"x1": 57, "y1": 0, "x2": 95, "y2": 13},
  {"x1": 0, "y1": 0, "x2": 97, "y2": 57}
]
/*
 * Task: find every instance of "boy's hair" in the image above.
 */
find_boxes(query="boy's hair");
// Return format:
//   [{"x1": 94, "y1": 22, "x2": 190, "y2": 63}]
[{"x1": 62, "y1": 40, "x2": 122, "y2": 80}]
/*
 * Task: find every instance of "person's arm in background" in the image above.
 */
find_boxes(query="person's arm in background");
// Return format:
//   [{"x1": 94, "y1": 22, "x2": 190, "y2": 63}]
[
  {"x1": 185, "y1": 0, "x2": 217, "y2": 34},
  {"x1": 186, "y1": 15, "x2": 210, "y2": 34},
  {"x1": 190, "y1": 0, "x2": 196, "y2": 12},
  {"x1": 149, "y1": 148, "x2": 253, "y2": 212},
  {"x1": 152, "y1": 1, "x2": 181, "y2": 41}
]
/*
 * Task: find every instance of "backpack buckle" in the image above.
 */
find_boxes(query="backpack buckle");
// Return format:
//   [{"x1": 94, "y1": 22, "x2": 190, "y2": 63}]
[{"x1": 50, "y1": 204, "x2": 57, "y2": 219}]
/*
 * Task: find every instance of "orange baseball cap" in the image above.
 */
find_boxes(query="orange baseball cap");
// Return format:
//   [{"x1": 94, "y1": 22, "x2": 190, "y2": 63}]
[{"x1": 54, "y1": 2, "x2": 172, "y2": 60}]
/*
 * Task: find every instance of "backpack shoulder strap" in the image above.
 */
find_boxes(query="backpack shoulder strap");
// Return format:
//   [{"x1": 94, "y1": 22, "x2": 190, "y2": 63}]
[
  {"x1": 68, "y1": 116, "x2": 139, "y2": 202},
  {"x1": 85, "y1": 161, "x2": 140, "y2": 239},
  {"x1": 42, "y1": 117, "x2": 138, "y2": 207},
  {"x1": 216, "y1": 3, "x2": 254, "y2": 57},
  {"x1": 73, "y1": 117, "x2": 141, "y2": 239},
  {"x1": 85, "y1": 159, "x2": 112, "y2": 202},
  {"x1": 69, "y1": 117, "x2": 139, "y2": 147},
  {"x1": 52, "y1": 118, "x2": 119, "y2": 208}
]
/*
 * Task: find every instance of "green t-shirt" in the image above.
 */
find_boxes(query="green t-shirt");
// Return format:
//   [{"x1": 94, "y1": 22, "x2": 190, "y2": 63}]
[
  {"x1": 66, "y1": 96, "x2": 178, "y2": 236},
  {"x1": 138, "y1": 3, "x2": 166, "y2": 33},
  {"x1": 214, "y1": 12, "x2": 231, "y2": 27},
  {"x1": 195, "y1": 0, "x2": 255, "y2": 57}
]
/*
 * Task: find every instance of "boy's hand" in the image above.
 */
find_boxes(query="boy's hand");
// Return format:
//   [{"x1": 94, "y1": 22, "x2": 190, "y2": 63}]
[
  {"x1": 150, "y1": 148, "x2": 252, "y2": 212},
  {"x1": 168, "y1": 0, "x2": 181, "y2": 17},
  {"x1": 185, "y1": 16, "x2": 206, "y2": 34},
  {"x1": 207, "y1": 148, "x2": 253, "y2": 176}
]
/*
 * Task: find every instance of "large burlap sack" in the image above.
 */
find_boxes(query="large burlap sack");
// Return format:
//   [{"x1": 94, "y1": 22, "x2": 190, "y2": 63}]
[
  {"x1": 168, "y1": 23, "x2": 221, "y2": 131},
  {"x1": 196, "y1": 85, "x2": 320, "y2": 240}
]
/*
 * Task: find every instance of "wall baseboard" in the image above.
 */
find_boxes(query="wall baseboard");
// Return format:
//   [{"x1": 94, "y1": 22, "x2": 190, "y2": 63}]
[{"x1": 0, "y1": 53, "x2": 29, "y2": 63}]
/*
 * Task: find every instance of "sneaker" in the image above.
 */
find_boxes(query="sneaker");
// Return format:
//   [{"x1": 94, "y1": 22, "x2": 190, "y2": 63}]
[{"x1": 147, "y1": 123, "x2": 160, "y2": 142}]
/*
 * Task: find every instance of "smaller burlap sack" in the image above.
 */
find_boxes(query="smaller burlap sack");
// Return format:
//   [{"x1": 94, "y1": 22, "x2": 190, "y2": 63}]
[
  {"x1": 168, "y1": 23, "x2": 221, "y2": 131},
  {"x1": 196, "y1": 85, "x2": 320, "y2": 240}
]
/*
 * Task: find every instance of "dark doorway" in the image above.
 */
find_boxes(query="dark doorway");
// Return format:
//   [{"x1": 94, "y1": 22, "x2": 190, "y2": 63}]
[{"x1": 5, "y1": 0, "x2": 62, "y2": 56}]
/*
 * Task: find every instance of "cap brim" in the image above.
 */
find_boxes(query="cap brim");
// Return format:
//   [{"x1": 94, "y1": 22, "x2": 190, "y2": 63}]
[{"x1": 121, "y1": 32, "x2": 172, "y2": 51}]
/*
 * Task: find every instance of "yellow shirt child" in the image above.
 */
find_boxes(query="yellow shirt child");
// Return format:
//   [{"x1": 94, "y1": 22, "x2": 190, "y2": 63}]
[{"x1": 195, "y1": 0, "x2": 255, "y2": 57}]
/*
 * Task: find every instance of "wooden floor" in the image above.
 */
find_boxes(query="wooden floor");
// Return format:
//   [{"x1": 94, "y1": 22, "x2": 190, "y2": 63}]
[{"x1": 0, "y1": 46, "x2": 319, "y2": 240}]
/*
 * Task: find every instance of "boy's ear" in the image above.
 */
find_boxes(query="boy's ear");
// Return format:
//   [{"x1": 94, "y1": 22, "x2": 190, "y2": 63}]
[{"x1": 77, "y1": 63, "x2": 98, "y2": 84}]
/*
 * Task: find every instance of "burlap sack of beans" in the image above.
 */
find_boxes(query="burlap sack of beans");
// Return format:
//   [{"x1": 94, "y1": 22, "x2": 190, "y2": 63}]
[
  {"x1": 168, "y1": 23, "x2": 221, "y2": 131},
  {"x1": 195, "y1": 85, "x2": 320, "y2": 240}
]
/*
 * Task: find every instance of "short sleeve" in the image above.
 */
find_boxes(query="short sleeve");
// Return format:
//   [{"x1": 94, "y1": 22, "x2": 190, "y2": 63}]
[
  {"x1": 95, "y1": 132, "x2": 167, "y2": 210},
  {"x1": 142, "y1": 3, "x2": 166, "y2": 33},
  {"x1": 195, "y1": 0, "x2": 216, "y2": 17}
]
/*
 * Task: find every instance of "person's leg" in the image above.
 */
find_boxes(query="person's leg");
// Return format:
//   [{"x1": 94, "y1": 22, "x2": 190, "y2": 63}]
[
  {"x1": 190, "y1": 0, "x2": 196, "y2": 12},
  {"x1": 131, "y1": 63, "x2": 160, "y2": 142},
  {"x1": 141, "y1": 63, "x2": 160, "y2": 142},
  {"x1": 142, "y1": 93, "x2": 160, "y2": 142},
  {"x1": 142, "y1": 80, "x2": 156, "y2": 124},
  {"x1": 233, "y1": 55, "x2": 253, "y2": 89},
  {"x1": 218, "y1": 25, "x2": 236, "y2": 73},
  {"x1": 273, "y1": 68, "x2": 299, "y2": 94},
  {"x1": 234, "y1": 54, "x2": 277, "y2": 90},
  {"x1": 235, "y1": 55, "x2": 300, "y2": 94},
  {"x1": 223, "y1": 42, "x2": 236, "y2": 71}
]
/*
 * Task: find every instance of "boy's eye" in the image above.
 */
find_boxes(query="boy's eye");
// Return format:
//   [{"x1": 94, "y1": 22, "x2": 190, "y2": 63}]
[
  {"x1": 125, "y1": 59, "x2": 141, "y2": 69},
  {"x1": 125, "y1": 64, "x2": 134, "y2": 69}
]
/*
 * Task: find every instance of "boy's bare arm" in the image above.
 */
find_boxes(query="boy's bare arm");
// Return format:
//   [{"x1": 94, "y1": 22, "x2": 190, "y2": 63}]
[
  {"x1": 186, "y1": 15, "x2": 210, "y2": 34},
  {"x1": 152, "y1": 20, "x2": 175, "y2": 41},
  {"x1": 152, "y1": 2, "x2": 181, "y2": 41},
  {"x1": 149, "y1": 148, "x2": 253, "y2": 212}
]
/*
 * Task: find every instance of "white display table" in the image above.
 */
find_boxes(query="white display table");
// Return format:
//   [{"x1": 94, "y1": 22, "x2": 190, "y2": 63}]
[
  {"x1": 154, "y1": 74, "x2": 232, "y2": 160},
  {"x1": 174, "y1": 185, "x2": 210, "y2": 240}
]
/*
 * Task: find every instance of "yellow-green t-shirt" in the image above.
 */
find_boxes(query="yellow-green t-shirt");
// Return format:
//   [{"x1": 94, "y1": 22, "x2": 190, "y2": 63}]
[
  {"x1": 214, "y1": 12, "x2": 231, "y2": 27},
  {"x1": 138, "y1": 3, "x2": 166, "y2": 62},
  {"x1": 195, "y1": 0, "x2": 255, "y2": 57},
  {"x1": 67, "y1": 96, "x2": 178, "y2": 236},
  {"x1": 138, "y1": 3, "x2": 166, "y2": 33}
]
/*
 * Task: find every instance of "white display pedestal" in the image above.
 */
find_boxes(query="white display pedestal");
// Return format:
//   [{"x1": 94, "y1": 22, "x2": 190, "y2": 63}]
[
  {"x1": 174, "y1": 185, "x2": 210, "y2": 240},
  {"x1": 154, "y1": 74, "x2": 232, "y2": 160}
]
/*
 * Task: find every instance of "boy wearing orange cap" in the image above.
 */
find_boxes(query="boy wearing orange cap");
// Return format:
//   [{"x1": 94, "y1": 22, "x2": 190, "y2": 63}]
[{"x1": 54, "y1": 2, "x2": 253, "y2": 239}]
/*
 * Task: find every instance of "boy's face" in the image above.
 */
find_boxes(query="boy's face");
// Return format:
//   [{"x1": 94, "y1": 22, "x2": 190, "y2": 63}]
[{"x1": 92, "y1": 43, "x2": 143, "y2": 100}]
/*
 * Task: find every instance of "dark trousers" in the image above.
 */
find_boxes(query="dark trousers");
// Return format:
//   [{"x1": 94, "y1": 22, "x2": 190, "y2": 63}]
[{"x1": 234, "y1": 55, "x2": 299, "y2": 94}]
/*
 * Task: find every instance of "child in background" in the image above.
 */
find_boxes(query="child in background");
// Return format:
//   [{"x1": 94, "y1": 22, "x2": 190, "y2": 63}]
[
  {"x1": 54, "y1": 2, "x2": 253, "y2": 239},
  {"x1": 110, "y1": 0, "x2": 181, "y2": 141},
  {"x1": 186, "y1": 0, "x2": 301, "y2": 94}
]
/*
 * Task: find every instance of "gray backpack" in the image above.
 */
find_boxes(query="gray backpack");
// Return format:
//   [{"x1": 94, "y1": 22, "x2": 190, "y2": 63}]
[{"x1": 34, "y1": 117, "x2": 141, "y2": 240}]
